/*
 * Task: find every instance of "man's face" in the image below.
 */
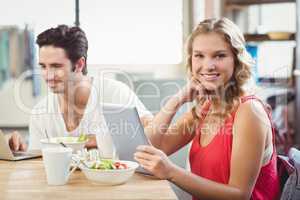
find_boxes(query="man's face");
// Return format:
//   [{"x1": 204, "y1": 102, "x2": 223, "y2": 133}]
[{"x1": 39, "y1": 45, "x2": 74, "y2": 93}]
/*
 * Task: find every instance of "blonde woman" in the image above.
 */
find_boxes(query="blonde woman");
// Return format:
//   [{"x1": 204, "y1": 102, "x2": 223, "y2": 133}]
[{"x1": 134, "y1": 18, "x2": 280, "y2": 200}]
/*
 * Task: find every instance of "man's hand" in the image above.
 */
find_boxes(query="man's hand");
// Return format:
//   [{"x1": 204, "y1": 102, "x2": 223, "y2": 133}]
[
  {"x1": 84, "y1": 134, "x2": 97, "y2": 149},
  {"x1": 8, "y1": 131, "x2": 27, "y2": 151}
]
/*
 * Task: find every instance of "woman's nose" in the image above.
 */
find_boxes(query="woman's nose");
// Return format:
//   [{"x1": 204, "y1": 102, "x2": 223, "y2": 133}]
[{"x1": 204, "y1": 59, "x2": 217, "y2": 71}]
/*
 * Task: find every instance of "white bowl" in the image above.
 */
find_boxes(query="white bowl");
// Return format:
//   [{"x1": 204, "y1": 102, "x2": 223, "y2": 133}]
[
  {"x1": 40, "y1": 137, "x2": 86, "y2": 153},
  {"x1": 79, "y1": 160, "x2": 139, "y2": 185}
]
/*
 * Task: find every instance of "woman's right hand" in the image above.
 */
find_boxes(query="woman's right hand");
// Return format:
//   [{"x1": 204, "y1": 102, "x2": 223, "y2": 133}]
[{"x1": 176, "y1": 76, "x2": 205, "y2": 104}]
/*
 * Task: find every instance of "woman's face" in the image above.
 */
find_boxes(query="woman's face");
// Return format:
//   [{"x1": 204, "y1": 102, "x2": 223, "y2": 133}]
[{"x1": 191, "y1": 32, "x2": 235, "y2": 91}]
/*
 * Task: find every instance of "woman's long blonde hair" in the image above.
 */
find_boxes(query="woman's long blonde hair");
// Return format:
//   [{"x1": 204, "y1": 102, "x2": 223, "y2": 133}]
[{"x1": 186, "y1": 18, "x2": 255, "y2": 117}]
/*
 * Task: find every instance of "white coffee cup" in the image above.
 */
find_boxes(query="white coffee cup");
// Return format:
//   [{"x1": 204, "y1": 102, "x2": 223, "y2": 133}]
[{"x1": 42, "y1": 147, "x2": 75, "y2": 185}]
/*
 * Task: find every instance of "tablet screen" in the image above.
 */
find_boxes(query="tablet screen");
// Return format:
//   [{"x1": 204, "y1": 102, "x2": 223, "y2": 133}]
[{"x1": 102, "y1": 104, "x2": 151, "y2": 162}]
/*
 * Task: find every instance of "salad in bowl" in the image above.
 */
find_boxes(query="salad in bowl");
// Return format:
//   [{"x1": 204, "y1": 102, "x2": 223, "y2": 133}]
[{"x1": 75, "y1": 149, "x2": 139, "y2": 185}]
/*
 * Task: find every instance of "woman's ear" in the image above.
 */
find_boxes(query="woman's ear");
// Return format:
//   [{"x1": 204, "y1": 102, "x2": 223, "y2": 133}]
[{"x1": 74, "y1": 57, "x2": 86, "y2": 73}]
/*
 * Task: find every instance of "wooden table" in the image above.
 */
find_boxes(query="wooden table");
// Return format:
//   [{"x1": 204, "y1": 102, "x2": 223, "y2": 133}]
[{"x1": 0, "y1": 159, "x2": 178, "y2": 200}]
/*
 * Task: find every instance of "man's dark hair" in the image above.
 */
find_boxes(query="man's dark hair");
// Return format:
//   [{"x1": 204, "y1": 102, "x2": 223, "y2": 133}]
[{"x1": 36, "y1": 25, "x2": 88, "y2": 75}]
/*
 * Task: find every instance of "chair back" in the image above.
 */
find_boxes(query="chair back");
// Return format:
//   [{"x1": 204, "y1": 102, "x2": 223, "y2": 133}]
[{"x1": 280, "y1": 148, "x2": 300, "y2": 200}]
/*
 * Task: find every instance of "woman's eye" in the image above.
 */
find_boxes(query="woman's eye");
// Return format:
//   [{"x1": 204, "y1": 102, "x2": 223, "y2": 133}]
[
  {"x1": 216, "y1": 54, "x2": 226, "y2": 59},
  {"x1": 194, "y1": 54, "x2": 203, "y2": 58}
]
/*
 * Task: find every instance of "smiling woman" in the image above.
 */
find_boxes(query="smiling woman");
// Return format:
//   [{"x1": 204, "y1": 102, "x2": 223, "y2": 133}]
[
  {"x1": 135, "y1": 18, "x2": 280, "y2": 200},
  {"x1": 190, "y1": 32, "x2": 235, "y2": 91}
]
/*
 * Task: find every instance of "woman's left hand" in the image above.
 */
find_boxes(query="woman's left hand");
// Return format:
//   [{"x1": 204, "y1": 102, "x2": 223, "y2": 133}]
[{"x1": 134, "y1": 145, "x2": 176, "y2": 179}]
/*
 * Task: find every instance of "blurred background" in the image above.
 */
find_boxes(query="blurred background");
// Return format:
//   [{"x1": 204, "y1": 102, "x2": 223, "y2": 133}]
[{"x1": 0, "y1": 0, "x2": 298, "y2": 199}]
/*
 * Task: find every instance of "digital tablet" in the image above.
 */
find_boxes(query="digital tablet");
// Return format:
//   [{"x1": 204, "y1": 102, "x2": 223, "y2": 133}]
[{"x1": 101, "y1": 103, "x2": 152, "y2": 174}]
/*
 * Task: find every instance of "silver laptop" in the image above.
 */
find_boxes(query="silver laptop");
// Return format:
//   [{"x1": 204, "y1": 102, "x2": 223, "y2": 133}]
[
  {"x1": 0, "y1": 130, "x2": 41, "y2": 161},
  {"x1": 102, "y1": 103, "x2": 152, "y2": 175}
]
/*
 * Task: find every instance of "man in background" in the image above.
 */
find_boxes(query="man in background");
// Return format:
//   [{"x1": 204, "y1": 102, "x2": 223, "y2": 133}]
[{"x1": 8, "y1": 25, "x2": 152, "y2": 157}]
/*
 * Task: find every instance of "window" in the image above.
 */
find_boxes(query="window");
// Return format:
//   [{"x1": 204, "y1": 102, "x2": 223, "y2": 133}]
[
  {"x1": 0, "y1": 0, "x2": 74, "y2": 35},
  {"x1": 0, "y1": 0, "x2": 184, "y2": 66},
  {"x1": 80, "y1": 0, "x2": 183, "y2": 65}
]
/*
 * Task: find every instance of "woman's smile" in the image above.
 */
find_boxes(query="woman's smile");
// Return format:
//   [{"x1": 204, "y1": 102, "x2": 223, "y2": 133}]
[{"x1": 200, "y1": 73, "x2": 221, "y2": 81}]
